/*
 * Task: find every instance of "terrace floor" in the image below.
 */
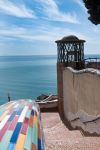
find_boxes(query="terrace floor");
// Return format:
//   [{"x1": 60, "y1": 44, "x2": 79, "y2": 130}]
[{"x1": 41, "y1": 112, "x2": 100, "y2": 150}]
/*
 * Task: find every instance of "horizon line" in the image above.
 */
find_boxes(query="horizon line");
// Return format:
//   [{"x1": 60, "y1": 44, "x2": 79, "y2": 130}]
[{"x1": 0, "y1": 53, "x2": 100, "y2": 57}]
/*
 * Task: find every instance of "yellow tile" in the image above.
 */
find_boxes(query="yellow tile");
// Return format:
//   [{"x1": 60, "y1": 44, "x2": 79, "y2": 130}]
[
  {"x1": 29, "y1": 116, "x2": 33, "y2": 128},
  {"x1": 15, "y1": 134, "x2": 26, "y2": 150},
  {"x1": 6, "y1": 103, "x2": 13, "y2": 110},
  {"x1": 0, "y1": 110, "x2": 9, "y2": 122},
  {"x1": 33, "y1": 115, "x2": 37, "y2": 125}
]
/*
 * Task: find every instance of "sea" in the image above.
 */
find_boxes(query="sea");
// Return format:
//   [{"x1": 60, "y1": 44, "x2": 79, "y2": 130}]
[{"x1": 0, "y1": 54, "x2": 100, "y2": 105}]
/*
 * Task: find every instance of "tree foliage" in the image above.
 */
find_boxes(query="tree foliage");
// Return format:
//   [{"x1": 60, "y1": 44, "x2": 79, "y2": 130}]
[{"x1": 83, "y1": 0, "x2": 100, "y2": 25}]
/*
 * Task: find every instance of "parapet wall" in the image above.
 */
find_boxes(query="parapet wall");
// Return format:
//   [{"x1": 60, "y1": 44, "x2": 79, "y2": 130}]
[{"x1": 63, "y1": 67, "x2": 100, "y2": 135}]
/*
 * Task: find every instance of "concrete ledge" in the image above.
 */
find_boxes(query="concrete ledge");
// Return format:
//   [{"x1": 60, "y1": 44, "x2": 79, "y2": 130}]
[{"x1": 66, "y1": 67, "x2": 100, "y2": 76}]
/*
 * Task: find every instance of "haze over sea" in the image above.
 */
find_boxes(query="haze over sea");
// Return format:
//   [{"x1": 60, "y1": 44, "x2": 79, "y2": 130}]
[{"x1": 0, "y1": 54, "x2": 100, "y2": 105}]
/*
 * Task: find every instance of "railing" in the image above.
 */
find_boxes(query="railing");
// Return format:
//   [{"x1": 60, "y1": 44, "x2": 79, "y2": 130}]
[
  {"x1": 84, "y1": 57, "x2": 100, "y2": 62},
  {"x1": 84, "y1": 58, "x2": 100, "y2": 69}
]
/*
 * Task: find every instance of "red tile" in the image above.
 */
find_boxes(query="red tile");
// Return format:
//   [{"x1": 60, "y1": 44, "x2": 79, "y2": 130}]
[
  {"x1": 24, "y1": 117, "x2": 29, "y2": 124},
  {"x1": 20, "y1": 117, "x2": 29, "y2": 135},
  {"x1": 0, "y1": 121, "x2": 11, "y2": 141},
  {"x1": 9, "y1": 116, "x2": 19, "y2": 131}
]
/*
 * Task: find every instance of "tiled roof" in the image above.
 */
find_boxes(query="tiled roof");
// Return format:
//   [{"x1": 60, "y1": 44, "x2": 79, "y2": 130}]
[
  {"x1": 0, "y1": 100, "x2": 45, "y2": 150},
  {"x1": 55, "y1": 35, "x2": 85, "y2": 43}
]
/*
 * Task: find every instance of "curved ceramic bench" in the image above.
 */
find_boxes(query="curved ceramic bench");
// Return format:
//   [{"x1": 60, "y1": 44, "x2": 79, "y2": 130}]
[{"x1": 0, "y1": 99, "x2": 45, "y2": 150}]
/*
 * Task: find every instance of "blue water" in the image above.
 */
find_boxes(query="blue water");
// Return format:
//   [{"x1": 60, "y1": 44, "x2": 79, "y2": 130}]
[
  {"x1": 0, "y1": 55, "x2": 57, "y2": 104},
  {"x1": 0, "y1": 54, "x2": 99, "y2": 105},
  {"x1": 85, "y1": 54, "x2": 100, "y2": 59}
]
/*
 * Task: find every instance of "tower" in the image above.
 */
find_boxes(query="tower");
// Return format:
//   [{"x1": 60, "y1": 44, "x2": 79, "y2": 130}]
[{"x1": 55, "y1": 35, "x2": 85, "y2": 117}]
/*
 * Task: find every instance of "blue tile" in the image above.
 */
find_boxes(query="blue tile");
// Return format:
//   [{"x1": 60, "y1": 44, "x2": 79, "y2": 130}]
[
  {"x1": 31, "y1": 110, "x2": 34, "y2": 116},
  {"x1": 8, "y1": 111, "x2": 17, "y2": 121},
  {"x1": 38, "y1": 138, "x2": 41, "y2": 150},
  {"x1": 41, "y1": 138, "x2": 45, "y2": 150},
  {"x1": 7, "y1": 143, "x2": 15, "y2": 150},
  {"x1": 16, "y1": 107, "x2": 23, "y2": 115},
  {"x1": 10, "y1": 122, "x2": 22, "y2": 143}
]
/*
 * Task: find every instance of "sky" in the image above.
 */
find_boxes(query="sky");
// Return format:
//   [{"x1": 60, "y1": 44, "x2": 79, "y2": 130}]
[{"x1": 0, "y1": 0, "x2": 100, "y2": 56}]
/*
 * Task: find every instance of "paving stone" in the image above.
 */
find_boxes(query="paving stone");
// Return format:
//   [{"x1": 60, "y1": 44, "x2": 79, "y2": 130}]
[{"x1": 41, "y1": 113, "x2": 100, "y2": 150}]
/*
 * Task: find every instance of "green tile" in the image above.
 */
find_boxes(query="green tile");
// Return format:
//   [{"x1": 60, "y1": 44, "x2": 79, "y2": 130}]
[
  {"x1": 26, "y1": 110, "x2": 31, "y2": 118},
  {"x1": 24, "y1": 127, "x2": 32, "y2": 150},
  {"x1": 32, "y1": 124, "x2": 37, "y2": 146},
  {"x1": 0, "y1": 130, "x2": 13, "y2": 150}
]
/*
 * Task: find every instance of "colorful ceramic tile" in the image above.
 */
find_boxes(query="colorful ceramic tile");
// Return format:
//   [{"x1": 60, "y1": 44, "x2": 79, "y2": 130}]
[
  {"x1": 7, "y1": 143, "x2": 15, "y2": 150},
  {"x1": 0, "y1": 110, "x2": 9, "y2": 122},
  {"x1": 8, "y1": 111, "x2": 16, "y2": 121},
  {"x1": 29, "y1": 116, "x2": 34, "y2": 128},
  {"x1": 10, "y1": 122, "x2": 22, "y2": 143},
  {"x1": 38, "y1": 139, "x2": 41, "y2": 150},
  {"x1": 0, "y1": 99, "x2": 45, "y2": 150},
  {"x1": 15, "y1": 134, "x2": 26, "y2": 150},
  {"x1": 24, "y1": 127, "x2": 32, "y2": 150},
  {"x1": 18, "y1": 106, "x2": 28, "y2": 122},
  {"x1": 31, "y1": 143, "x2": 37, "y2": 150},
  {"x1": 0, "y1": 115, "x2": 10, "y2": 130},
  {"x1": 32, "y1": 124, "x2": 37, "y2": 146},
  {"x1": 20, "y1": 117, "x2": 29, "y2": 135},
  {"x1": 0, "y1": 121, "x2": 11, "y2": 141},
  {"x1": 9, "y1": 116, "x2": 19, "y2": 131},
  {"x1": 0, "y1": 130, "x2": 12, "y2": 150},
  {"x1": 26, "y1": 109, "x2": 31, "y2": 118}
]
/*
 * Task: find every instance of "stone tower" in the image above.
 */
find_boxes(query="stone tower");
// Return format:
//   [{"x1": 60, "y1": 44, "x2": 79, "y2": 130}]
[{"x1": 55, "y1": 35, "x2": 85, "y2": 118}]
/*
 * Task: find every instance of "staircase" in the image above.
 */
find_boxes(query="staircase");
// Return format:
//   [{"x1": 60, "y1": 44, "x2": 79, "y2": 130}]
[{"x1": 41, "y1": 113, "x2": 100, "y2": 150}]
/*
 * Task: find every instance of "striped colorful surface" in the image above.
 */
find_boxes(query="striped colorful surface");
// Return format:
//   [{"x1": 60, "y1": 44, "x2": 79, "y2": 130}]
[{"x1": 0, "y1": 99, "x2": 45, "y2": 150}]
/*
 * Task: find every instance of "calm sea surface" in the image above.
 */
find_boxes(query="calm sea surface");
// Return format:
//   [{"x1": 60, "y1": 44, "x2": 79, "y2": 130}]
[
  {"x1": 0, "y1": 55, "x2": 57, "y2": 104},
  {"x1": 0, "y1": 54, "x2": 99, "y2": 105}
]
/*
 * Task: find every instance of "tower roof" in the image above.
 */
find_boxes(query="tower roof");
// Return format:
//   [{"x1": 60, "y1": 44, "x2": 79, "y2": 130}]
[{"x1": 55, "y1": 35, "x2": 85, "y2": 43}]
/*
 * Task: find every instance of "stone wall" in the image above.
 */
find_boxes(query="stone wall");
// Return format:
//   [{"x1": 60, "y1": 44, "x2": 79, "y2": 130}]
[
  {"x1": 63, "y1": 67, "x2": 100, "y2": 135},
  {"x1": 57, "y1": 63, "x2": 65, "y2": 118}
]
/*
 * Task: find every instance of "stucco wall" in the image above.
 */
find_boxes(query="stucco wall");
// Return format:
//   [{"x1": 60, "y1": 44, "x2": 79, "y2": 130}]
[{"x1": 63, "y1": 67, "x2": 100, "y2": 119}]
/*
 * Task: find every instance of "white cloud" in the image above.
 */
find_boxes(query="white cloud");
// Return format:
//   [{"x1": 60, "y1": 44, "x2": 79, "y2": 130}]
[
  {"x1": 0, "y1": 0, "x2": 37, "y2": 18},
  {"x1": 0, "y1": 23, "x2": 90, "y2": 43},
  {"x1": 74, "y1": 0, "x2": 87, "y2": 12},
  {"x1": 35, "y1": 0, "x2": 79, "y2": 23},
  {"x1": 0, "y1": 22, "x2": 100, "y2": 54}
]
